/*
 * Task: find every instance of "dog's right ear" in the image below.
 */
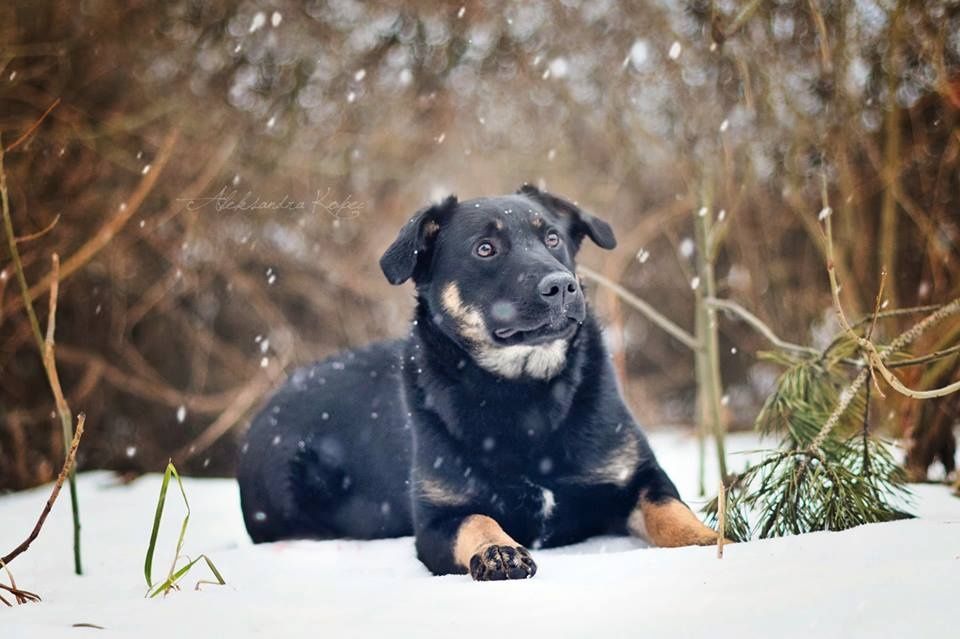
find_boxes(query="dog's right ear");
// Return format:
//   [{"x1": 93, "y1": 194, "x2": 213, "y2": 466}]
[{"x1": 380, "y1": 195, "x2": 458, "y2": 285}]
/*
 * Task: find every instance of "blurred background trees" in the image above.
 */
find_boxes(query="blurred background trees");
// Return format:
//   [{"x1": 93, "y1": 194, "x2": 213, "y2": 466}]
[{"x1": 1, "y1": 0, "x2": 957, "y2": 490}]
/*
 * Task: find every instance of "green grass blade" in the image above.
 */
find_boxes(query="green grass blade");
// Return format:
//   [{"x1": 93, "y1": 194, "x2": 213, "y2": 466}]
[
  {"x1": 200, "y1": 554, "x2": 226, "y2": 586},
  {"x1": 144, "y1": 462, "x2": 175, "y2": 587},
  {"x1": 168, "y1": 463, "x2": 191, "y2": 577},
  {"x1": 148, "y1": 556, "x2": 202, "y2": 598},
  {"x1": 144, "y1": 461, "x2": 226, "y2": 597},
  {"x1": 147, "y1": 554, "x2": 226, "y2": 597}
]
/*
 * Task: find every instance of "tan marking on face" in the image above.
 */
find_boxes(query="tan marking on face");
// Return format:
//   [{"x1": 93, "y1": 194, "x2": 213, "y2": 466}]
[
  {"x1": 627, "y1": 497, "x2": 720, "y2": 547},
  {"x1": 531, "y1": 216, "x2": 543, "y2": 228},
  {"x1": 424, "y1": 220, "x2": 440, "y2": 237},
  {"x1": 417, "y1": 478, "x2": 472, "y2": 507},
  {"x1": 441, "y1": 282, "x2": 487, "y2": 342},
  {"x1": 494, "y1": 219, "x2": 504, "y2": 230},
  {"x1": 440, "y1": 282, "x2": 569, "y2": 380},
  {"x1": 453, "y1": 514, "x2": 519, "y2": 569}
]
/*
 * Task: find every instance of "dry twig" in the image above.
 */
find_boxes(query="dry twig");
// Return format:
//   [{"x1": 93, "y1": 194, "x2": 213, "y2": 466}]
[
  {"x1": 1, "y1": 135, "x2": 84, "y2": 573},
  {"x1": 3, "y1": 98, "x2": 61, "y2": 153},
  {"x1": 6, "y1": 127, "x2": 181, "y2": 311},
  {"x1": 0, "y1": 565, "x2": 42, "y2": 606},
  {"x1": 577, "y1": 264, "x2": 700, "y2": 350},
  {"x1": 717, "y1": 480, "x2": 726, "y2": 559},
  {"x1": 1, "y1": 414, "x2": 85, "y2": 568}
]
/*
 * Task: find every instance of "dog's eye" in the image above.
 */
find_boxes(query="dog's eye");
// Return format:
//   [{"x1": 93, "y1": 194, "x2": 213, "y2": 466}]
[
  {"x1": 475, "y1": 241, "x2": 496, "y2": 258},
  {"x1": 545, "y1": 231, "x2": 561, "y2": 249}
]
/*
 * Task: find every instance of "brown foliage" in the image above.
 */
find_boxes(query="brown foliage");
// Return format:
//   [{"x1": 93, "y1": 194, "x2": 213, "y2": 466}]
[{"x1": 0, "y1": 1, "x2": 957, "y2": 489}]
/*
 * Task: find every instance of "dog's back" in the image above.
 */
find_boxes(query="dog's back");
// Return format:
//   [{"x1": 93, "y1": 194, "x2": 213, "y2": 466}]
[{"x1": 237, "y1": 339, "x2": 414, "y2": 541}]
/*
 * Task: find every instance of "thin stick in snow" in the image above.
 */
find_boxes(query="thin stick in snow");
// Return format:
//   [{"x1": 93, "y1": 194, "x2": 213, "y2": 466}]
[
  {"x1": 0, "y1": 413, "x2": 85, "y2": 569},
  {"x1": 717, "y1": 480, "x2": 726, "y2": 559}
]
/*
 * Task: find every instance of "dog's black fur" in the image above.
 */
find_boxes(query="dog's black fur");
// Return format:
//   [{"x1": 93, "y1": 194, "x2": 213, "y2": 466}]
[{"x1": 238, "y1": 185, "x2": 715, "y2": 579}]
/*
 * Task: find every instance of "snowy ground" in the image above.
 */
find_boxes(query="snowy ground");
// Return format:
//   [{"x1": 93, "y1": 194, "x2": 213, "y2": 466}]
[{"x1": 2, "y1": 432, "x2": 957, "y2": 638}]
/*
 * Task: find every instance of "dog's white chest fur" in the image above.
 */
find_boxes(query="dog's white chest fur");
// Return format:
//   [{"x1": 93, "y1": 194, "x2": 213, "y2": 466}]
[
  {"x1": 441, "y1": 283, "x2": 569, "y2": 380},
  {"x1": 474, "y1": 338, "x2": 568, "y2": 380}
]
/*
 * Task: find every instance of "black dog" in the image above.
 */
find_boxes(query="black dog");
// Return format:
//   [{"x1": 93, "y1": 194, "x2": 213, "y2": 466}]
[{"x1": 237, "y1": 185, "x2": 720, "y2": 580}]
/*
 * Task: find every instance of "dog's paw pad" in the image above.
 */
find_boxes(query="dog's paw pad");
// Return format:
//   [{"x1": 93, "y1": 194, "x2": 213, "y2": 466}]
[{"x1": 469, "y1": 545, "x2": 537, "y2": 581}]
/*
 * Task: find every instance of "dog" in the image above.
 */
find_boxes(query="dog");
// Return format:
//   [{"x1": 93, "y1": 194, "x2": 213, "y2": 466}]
[{"x1": 237, "y1": 184, "x2": 721, "y2": 580}]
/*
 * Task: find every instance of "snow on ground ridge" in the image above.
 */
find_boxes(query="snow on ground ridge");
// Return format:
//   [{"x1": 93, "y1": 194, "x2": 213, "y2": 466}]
[{"x1": 1, "y1": 433, "x2": 958, "y2": 639}]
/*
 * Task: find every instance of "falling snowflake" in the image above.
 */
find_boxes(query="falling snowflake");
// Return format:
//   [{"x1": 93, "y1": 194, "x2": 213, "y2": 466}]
[
  {"x1": 548, "y1": 57, "x2": 569, "y2": 79},
  {"x1": 249, "y1": 12, "x2": 266, "y2": 33},
  {"x1": 628, "y1": 40, "x2": 649, "y2": 70}
]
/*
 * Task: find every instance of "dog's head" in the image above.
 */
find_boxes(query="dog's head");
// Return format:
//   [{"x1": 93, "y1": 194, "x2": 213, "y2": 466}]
[{"x1": 380, "y1": 184, "x2": 616, "y2": 380}]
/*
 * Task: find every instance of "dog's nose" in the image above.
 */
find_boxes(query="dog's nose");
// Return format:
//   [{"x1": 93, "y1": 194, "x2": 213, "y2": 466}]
[{"x1": 538, "y1": 272, "x2": 580, "y2": 307}]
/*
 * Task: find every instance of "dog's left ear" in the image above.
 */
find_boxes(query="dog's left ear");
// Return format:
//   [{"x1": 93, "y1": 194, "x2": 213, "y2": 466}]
[
  {"x1": 380, "y1": 195, "x2": 458, "y2": 285},
  {"x1": 517, "y1": 184, "x2": 617, "y2": 250}
]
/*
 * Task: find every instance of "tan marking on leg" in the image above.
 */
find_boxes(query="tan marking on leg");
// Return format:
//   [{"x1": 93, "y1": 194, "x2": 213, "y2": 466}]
[
  {"x1": 588, "y1": 433, "x2": 639, "y2": 487},
  {"x1": 559, "y1": 432, "x2": 640, "y2": 488},
  {"x1": 453, "y1": 514, "x2": 519, "y2": 570},
  {"x1": 417, "y1": 478, "x2": 472, "y2": 507},
  {"x1": 627, "y1": 497, "x2": 720, "y2": 547}
]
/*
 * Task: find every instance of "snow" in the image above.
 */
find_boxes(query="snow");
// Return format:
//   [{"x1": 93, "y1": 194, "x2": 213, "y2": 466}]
[
  {"x1": 628, "y1": 40, "x2": 649, "y2": 70},
  {"x1": 2, "y1": 433, "x2": 957, "y2": 638},
  {"x1": 248, "y1": 12, "x2": 266, "y2": 33}
]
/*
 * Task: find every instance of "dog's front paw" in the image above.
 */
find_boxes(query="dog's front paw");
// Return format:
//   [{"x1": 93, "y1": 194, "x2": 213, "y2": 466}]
[{"x1": 469, "y1": 545, "x2": 537, "y2": 581}]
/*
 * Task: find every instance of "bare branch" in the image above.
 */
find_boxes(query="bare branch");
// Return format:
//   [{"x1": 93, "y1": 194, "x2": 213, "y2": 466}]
[
  {"x1": 1, "y1": 413, "x2": 85, "y2": 568},
  {"x1": 705, "y1": 297, "x2": 820, "y2": 358},
  {"x1": 577, "y1": 264, "x2": 701, "y2": 351},
  {"x1": 4, "y1": 98, "x2": 61, "y2": 153}
]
